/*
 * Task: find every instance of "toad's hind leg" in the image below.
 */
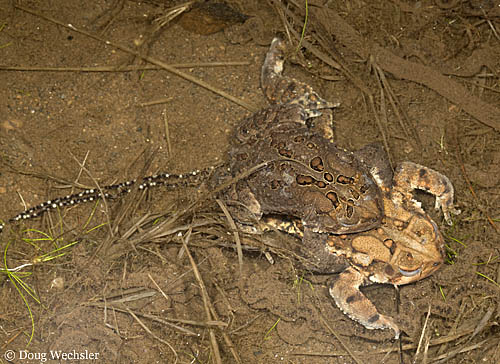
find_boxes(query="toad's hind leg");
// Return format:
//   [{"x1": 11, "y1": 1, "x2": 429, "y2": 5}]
[
  {"x1": 261, "y1": 37, "x2": 339, "y2": 140},
  {"x1": 330, "y1": 267, "x2": 401, "y2": 338}
]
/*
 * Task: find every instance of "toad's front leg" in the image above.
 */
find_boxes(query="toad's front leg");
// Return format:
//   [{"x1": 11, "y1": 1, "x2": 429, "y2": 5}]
[
  {"x1": 393, "y1": 162, "x2": 461, "y2": 225},
  {"x1": 329, "y1": 266, "x2": 400, "y2": 338}
]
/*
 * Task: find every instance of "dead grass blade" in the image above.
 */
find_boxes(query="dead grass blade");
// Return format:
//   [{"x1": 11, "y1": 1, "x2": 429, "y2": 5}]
[
  {"x1": 119, "y1": 161, "x2": 270, "y2": 251},
  {"x1": 432, "y1": 339, "x2": 488, "y2": 363},
  {"x1": 181, "y1": 230, "x2": 223, "y2": 364},
  {"x1": 273, "y1": 5, "x2": 341, "y2": 70},
  {"x1": 180, "y1": 229, "x2": 242, "y2": 363},
  {"x1": 308, "y1": 5, "x2": 500, "y2": 132},
  {"x1": 468, "y1": 306, "x2": 495, "y2": 342},
  {"x1": 316, "y1": 312, "x2": 364, "y2": 364},
  {"x1": 154, "y1": 1, "x2": 193, "y2": 29},
  {"x1": 371, "y1": 59, "x2": 422, "y2": 146},
  {"x1": 147, "y1": 273, "x2": 169, "y2": 302},
  {"x1": 291, "y1": 322, "x2": 498, "y2": 360},
  {"x1": 89, "y1": 300, "x2": 225, "y2": 334},
  {"x1": 451, "y1": 132, "x2": 499, "y2": 233},
  {"x1": 414, "y1": 304, "x2": 432, "y2": 363},
  {"x1": 271, "y1": 0, "x2": 396, "y2": 164},
  {"x1": 125, "y1": 307, "x2": 179, "y2": 363},
  {"x1": 0, "y1": 159, "x2": 93, "y2": 190},
  {"x1": 161, "y1": 109, "x2": 173, "y2": 157},
  {"x1": 87, "y1": 151, "x2": 156, "y2": 260},
  {"x1": 216, "y1": 199, "x2": 243, "y2": 276},
  {"x1": 69, "y1": 151, "x2": 114, "y2": 238},
  {"x1": 0, "y1": 62, "x2": 250, "y2": 72}
]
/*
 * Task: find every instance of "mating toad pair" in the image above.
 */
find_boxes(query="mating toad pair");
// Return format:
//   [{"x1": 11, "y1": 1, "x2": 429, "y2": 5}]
[{"x1": 224, "y1": 37, "x2": 460, "y2": 338}]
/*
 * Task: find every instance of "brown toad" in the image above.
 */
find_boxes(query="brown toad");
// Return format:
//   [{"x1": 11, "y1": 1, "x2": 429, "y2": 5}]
[
  {"x1": 227, "y1": 38, "x2": 384, "y2": 235},
  {"x1": 226, "y1": 38, "x2": 460, "y2": 337}
]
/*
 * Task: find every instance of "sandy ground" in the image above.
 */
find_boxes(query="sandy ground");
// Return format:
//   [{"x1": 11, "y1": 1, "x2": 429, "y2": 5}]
[{"x1": 0, "y1": 1, "x2": 499, "y2": 363}]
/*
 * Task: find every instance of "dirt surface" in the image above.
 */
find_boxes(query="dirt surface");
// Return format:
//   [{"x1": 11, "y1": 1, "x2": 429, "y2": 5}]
[{"x1": 0, "y1": 0, "x2": 499, "y2": 363}]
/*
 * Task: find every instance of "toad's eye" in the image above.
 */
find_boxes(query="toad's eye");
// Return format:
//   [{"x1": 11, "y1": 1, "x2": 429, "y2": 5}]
[{"x1": 399, "y1": 267, "x2": 422, "y2": 277}]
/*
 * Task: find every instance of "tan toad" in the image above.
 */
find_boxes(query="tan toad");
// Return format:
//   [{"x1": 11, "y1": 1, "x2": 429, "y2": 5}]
[{"x1": 226, "y1": 38, "x2": 460, "y2": 337}]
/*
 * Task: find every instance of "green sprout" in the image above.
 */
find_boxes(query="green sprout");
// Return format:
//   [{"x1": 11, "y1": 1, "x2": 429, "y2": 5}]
[
  {"x1": 476, "y1": 272, "x2": 500, "y2": 288},
  {"x1": 263, "y1": 318, "x2": 280, "y2": 341},
  {"x1": 2, "y1": 240, "x2": 40, "y2": 346},
  {"x1": 0, "y1": 198, "x2": 105, "y2": 345},
  {"x1": 295, "y1": 0, "x2": 308, "y2": 53}
]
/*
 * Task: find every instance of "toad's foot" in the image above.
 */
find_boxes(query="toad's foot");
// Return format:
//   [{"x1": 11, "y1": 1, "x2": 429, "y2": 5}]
[
  {"x1": 261, "y1": 37, "x2": 339, "y2": 118},
  {"x1": 330, "y1": 266, "x2": 400, "y2": 338},
  {"x1": 393, "y1": 162, "x2": 461, "y2": 225}
]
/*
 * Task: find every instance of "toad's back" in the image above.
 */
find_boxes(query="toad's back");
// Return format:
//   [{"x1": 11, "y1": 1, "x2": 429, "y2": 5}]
[{"x1": 226, "y1": 38, "x2": 383, "y2": 234}]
